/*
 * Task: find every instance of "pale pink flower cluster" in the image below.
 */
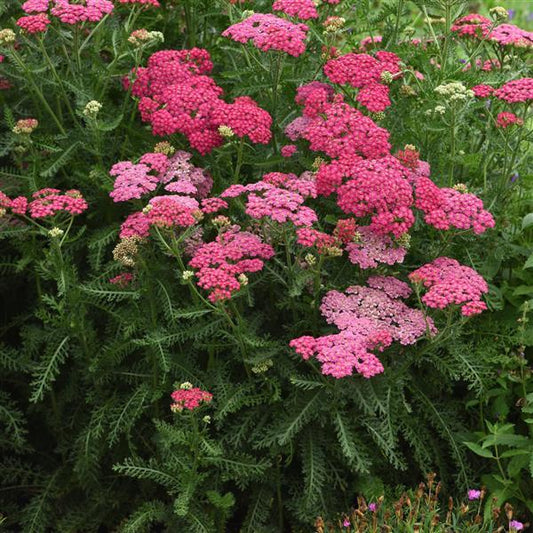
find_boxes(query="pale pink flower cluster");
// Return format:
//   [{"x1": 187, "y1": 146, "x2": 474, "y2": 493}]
[
  {"x1": 323, "y1": 51, "x2": 403, "y2": 112},
  {"x1": 221, "y1": 178, "x2": 317, "y2": 227},
  {"x1": 22, "y1": 0, "x2": 114, "y2": 24},
  {"x1": 290, "y1": 279, "x2": 435, "y2": 378},
  {"x1": 109, "y1": 161, "x2": 160, "y2": 202},
  {"x1": 110, "y1": 150, "x2": 212, "y2": 203},
  {"x1": 262, "y1": 171, "x2": 317, "y2": 198},
  {"x1": 128, "y1": 49, "x2": 272, "y2": 153},
  {"x1": 346, "y1": 227, "x2": 407, "y2": 269},
  {"x1": 222, "y1": 13, "x2": 309, "y2": 57},
  {"x1": 170, "y1": 387, "x2": 212, "y2": 412},
  {"x1": 272, "y1": 0, "x2": 318, "y2": 20},
  {"x1": 409, "y1": 257, "x2": 489, "y2": 316},
  {"x1": 188, "y1": 226, "x2": 275, "y2": 302},
  {"x1": 114, "y1": 151, "x2": 217, "y2": 238},
  {"x1": 359, "y1": 35, "x2": 383, "y2": 51},
  {"x1": 415, "y1": 177, "x2": 495, "y2": 234},
  {"x1": 489, "y1": 24, "x2": 533, "y2": 48}
]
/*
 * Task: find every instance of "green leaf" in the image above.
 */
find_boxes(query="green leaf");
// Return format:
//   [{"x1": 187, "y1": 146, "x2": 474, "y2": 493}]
[
  {"x1": 482, "y1": 434, "x2": 529, "y2": 448},
  {"x1": 522, "y1": 213, "x2": 533, "y2": 230},
  {"x1": 524, "y1": 254, "x2": 533, "y2": 270},
  {"x1": 464, "y1": 441, "x2": 494, "y2": 458},
  {"x1": 29, "y1": 336, "x2": 70, "y2": 403},
  {"x1": 40, "y1": 141, "x2": 81, "y2": 177}
]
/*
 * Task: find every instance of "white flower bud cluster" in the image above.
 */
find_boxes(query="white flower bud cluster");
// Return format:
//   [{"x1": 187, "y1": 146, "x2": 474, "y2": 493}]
[
  {"x1": 83, "y1": 100, "x2": 103, "y2": 118},
  {"x1": 435, "y1": 82, "x2": 474, "y2": 102}
]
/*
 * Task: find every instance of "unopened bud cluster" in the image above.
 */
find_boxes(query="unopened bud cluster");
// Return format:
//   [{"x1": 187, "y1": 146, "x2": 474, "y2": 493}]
[
  {"x1": 83, "y1": 100, "x2": 102, "y2": 119},
  {"x1": 13, "y1": 119, "x2": 38, "y2": 134}
]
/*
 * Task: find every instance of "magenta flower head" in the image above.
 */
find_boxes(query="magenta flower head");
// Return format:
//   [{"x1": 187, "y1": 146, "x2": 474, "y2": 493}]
[
  {"x1": 170, "y1": 383, "x2": 213, "y2": 412},
  {"x1": 468, "y1": 489, "x2": 481, "y2": 500},
  {"x1": 368, "y1": 502, "x2": 377, "y2": 512},
  {"x1": 509, "y1": 521, "x2": 524, "y2": 531},
  {"x1": 342, "y1": 518, "x2": 350, "y2": 527}
]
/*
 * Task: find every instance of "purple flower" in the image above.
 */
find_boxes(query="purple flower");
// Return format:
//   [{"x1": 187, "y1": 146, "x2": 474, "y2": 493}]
[
  {"x1": 508, "y1": 9, "x2": 515, "y2": 20},
  {"x1": 509, "y1": 521, "x2": 524, "y2": 531},
  {"x1": 468, "y1": 489, "x2": 481, "y2": 500},
  {"x1": 368, "y1": 503, "x2": 377, "y2": 512},
  {"x1": 511, "y1": 172, "x2": 519, "y2": 183},
  {"x1": 343, "y1": 518, "x2": 351, "y2": 527},
  {"x1": 459, "y1": 59, "x2": 467, "y2": 64}
]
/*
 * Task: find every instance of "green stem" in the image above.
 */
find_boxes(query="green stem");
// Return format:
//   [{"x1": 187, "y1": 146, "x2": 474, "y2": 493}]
[
  {"x1": 389, "y1": 0, "x2": 404, "y2": 48},
  {"x1": 233, "y1": 137, "x2": 245, "y2": 184},
  {"x1": 448, "y1": 107, "x2": 456, "y2": 186},
  {"x1": 9, "y1": 48, "x2": 66, "y2": 134},
  {"x1": 271, "y1": 52, "x2": 284, "y2": 154}
]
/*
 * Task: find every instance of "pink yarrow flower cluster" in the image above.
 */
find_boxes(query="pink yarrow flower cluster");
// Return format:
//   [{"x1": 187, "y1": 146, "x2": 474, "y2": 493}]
[
  {"x1": 451, "y1": 14, "x2": 533, "y2": 48},
  {"x1": 496, "y1": 111, "x2": 523, "y2": 128},
  {"x1": 22, "y1": 0, "x2": 114, "y2": 24},
  {"x1": 16, "y1": 13, "x2": 51, "y2": 33},
  {"x1": 287, "y1": 80, "x2": 495, "y2": 244},
  {"x1": 415, "y1": 177, "x2": 495, "y2": 234},
  {"x1": 109, "y1": 272, "x2": 134, "y2": 287},
  {"x1": 2, "y1": 188, "x2": 89, "y2": 219},
  {"x1": 290, "y1": 277, "x2": 435, "y2": 378},
  {"x1": 170, "y1": 386, "x2": 212, "y2": 412},
  {"x1": 189, "y1": 225, "x2": 275, "y2": 302},
  {"x1": 127, "y1": 49, "x2": 272, "y2": 153},
  {"x1": 29, "y1": 189, "x2": 88, "y2": 218},
  {"x1": 346, "y1": 227, "x2": 407, "y2": 269},
  {"x1": 494, "y1": 78, "x2": 533, "y2": 103},
  {"x1": 472, "y1": 84, "x2": 495, "y2": 98},
  {"x1": 451, "y1": 14, "x2": 491, "y2": 37},
  {"x1": 289, "y1": 84, "x2": 391, "y2": 164},
  {"x1": 324, "y1": 51, "x2": 403, "y2": 112},
  {"x1": 409, "y1": 257, "x2": 489, "y2": 316},
  {"x1": 114, "y1": 151, "x2": 216, "y2": 238},
  {"x1": 272, "y1": 0, "x2": 318, "y2": 20},
  {"x1": 221, "y1": 173, "x2": 317, "y2": 227},
  {"x1": 489, "y1": 24, "x2": 533, "y2": 48},
  {"x1": 110, "y1": 150, "x2": 212, "y2": 203},
  {"x1": 222, "y1": 13, "x2": 309, "y2": 57}
]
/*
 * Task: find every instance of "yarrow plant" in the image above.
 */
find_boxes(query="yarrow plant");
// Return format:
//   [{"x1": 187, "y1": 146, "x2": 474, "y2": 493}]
[{"x1": 0, "y1": 0, "x2": 531, "y2": 531}]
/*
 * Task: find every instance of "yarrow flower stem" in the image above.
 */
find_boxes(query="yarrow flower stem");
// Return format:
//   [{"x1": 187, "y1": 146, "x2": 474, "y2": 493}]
[
  {"x1": 8, "y1": 47, "x2": 66, "y2": 134},
  {"x1": 78, "y1": 13, "x2": 110, "y2": 55},
  {"x1": 271, "y1": 52, "x2": 285, "y2": 153},
  {"x1": 36, "y1": 35, "x2": 81, "y2": 130},
  {"x1": 233, "y1": 137, "x2": 245, "y2": 184},
  {"x1": 152, "y1": 226, "x2": 251, "y2": 374}
]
